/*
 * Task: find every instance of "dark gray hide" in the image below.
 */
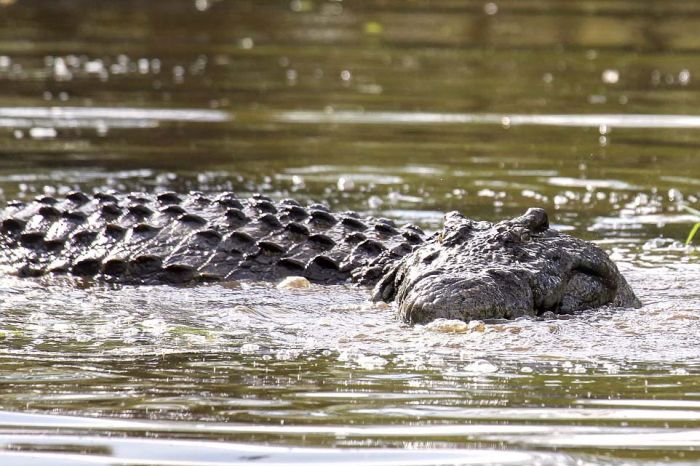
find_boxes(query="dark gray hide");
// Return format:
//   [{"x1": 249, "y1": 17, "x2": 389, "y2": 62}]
[
  {"x1": 372, "y1": 208, "x2": 640, "y2": 323},
  {"x1": 0, "y1": 192, "x2": 640, "y2": 323}
]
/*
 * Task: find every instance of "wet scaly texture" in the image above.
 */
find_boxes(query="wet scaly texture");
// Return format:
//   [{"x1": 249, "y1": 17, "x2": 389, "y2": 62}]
[{"x1": 0, "y1": 193, "x2": 638, "y2": 323}]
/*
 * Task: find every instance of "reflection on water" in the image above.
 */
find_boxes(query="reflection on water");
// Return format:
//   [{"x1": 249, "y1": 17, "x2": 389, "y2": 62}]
[
  {"x1": 0, "y1": 0, "x2": 698, "y2": 465},
  {"x1": 274, "y1": 110, "x2": 700, "y2": 129}
]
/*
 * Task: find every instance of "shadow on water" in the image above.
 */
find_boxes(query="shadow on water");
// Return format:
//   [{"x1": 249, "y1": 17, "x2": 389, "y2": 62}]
[{"x1": 0, "y1": 0, "x2": 698, "y2": 464}]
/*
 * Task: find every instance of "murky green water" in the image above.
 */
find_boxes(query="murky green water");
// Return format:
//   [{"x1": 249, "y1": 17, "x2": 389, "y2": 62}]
[{"x1": 0, "y1": 1, "x2": 699, "y2": 464}]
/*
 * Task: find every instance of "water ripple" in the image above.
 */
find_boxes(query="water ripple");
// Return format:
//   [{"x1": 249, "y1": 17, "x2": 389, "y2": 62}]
[{"x1": 273, "y1": 111, "x2": 700, "y2": 129}]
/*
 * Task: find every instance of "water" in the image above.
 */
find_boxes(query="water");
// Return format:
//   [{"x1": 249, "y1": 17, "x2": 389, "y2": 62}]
[{"x1": 0, "y1": 1, "x2": 699, "y2": 464}]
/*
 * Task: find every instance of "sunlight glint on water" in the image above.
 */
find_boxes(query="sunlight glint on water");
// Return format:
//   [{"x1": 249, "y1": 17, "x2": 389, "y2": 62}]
[{"x1": 0, "y1": 0, "x2": 698, "y2": 465}]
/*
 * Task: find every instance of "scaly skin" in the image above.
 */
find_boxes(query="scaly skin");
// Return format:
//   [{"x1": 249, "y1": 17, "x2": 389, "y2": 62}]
[{"x1": 0, "y1": 191, "x2": 641, "y2": 323}]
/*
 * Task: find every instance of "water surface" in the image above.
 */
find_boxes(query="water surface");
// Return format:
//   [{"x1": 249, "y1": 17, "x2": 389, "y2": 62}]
[{"x1": 0, "y1": 1, "x2": 699, "y2": 464}]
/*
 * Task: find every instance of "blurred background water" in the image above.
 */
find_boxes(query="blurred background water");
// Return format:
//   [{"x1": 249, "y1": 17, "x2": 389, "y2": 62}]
[{"x1": 0, "y1": 1, "x2": 698, "y2": 464}]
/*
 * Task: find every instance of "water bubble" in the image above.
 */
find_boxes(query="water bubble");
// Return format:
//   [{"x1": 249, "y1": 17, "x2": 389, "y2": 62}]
[
  {"x1": 668, "y1": 188, "x2": 683, "y2": 203},
  {"x1": 679, "y1": 69, "x2": 691, "y2": 85},
  {"x1": 195, "y1": 0, "x2": 210, "y2": 11},
  {"x1": 53, "y1": 57, "x2": 72, "y2": 80},
  {"x1": 84, "y1": 60, "x2": 104, "y2": 74},
  {"x1": 290, "y1": 0, "x2": 313, "y2": 13},
  {"x1": 463, "y1": 359, "x2": 499, "y2": 374},
  {"x1": 483, "y1": 2, "x2": 498, "y2": 15},
  {"x1": 138, "y1": 58, "x2": 149, "y2": 74},
  {"x1": 240, "y1": 343, "x2": 260, "y2": 354},
  {"x1": 602, "y1": 69, "x2": 619, "y2": 84},
  {"x1": 367, "y1": 195, "x2": 383, "y2": 209},
  {"x1": 337, "y1": 177, "x2": 355, "y2": 191},
  {"x1": 277, "y1": 276, "x2": 310, "y2": 290},
  {"x1": 240, "y1": 37, "x2": 254, "y2": 49},
  {"x1": 29, "y1": 127, "x2": 57, "y2": 139},
  {"x1": 364, "y1": 21, "x2": 384, "y2": 35},
  {"x1": 356, "y1": 354, "x2": 388, "y2": 370},
  {"x1": 172, "y1": 65, "x2": 185, "y2": 83},
  {"x1": 95, "y1": 121, "x2": 108, "y2": 137},
  {"x1": 340, "y1": 70, "x2": 352, "y2": 81},
  {"x1": 321, "y1": 2, "x2": 342, "y2": 15}
]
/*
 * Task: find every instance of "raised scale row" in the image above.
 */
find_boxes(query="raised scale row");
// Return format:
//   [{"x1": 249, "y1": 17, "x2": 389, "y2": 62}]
[{"x1": 0, "y1": 191, "x2": 427, "y2": 285}]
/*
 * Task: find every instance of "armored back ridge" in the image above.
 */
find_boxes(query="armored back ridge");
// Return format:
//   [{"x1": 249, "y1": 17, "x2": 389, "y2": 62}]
[{"x1": 0, "y1": 191, "x2": 641, "y2": 323}]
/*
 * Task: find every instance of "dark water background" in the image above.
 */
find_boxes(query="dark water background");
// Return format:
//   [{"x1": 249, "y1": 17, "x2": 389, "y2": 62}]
[{"x1": 0, "y1": 1, "x2": 699, "y2": 464}]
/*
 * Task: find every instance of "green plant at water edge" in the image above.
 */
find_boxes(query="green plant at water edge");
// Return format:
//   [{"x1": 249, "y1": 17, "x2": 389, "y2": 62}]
[{"x1": 681, "y1": 205, "x2": 700, "y2": 245}]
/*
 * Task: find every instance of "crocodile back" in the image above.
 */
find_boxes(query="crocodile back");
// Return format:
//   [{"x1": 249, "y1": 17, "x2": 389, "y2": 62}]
[{"x1": 0, "y1": 191, "x2": 426, "y2": 285}]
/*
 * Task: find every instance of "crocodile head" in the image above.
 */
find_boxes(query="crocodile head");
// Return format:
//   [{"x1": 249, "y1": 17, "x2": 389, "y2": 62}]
[{"x1": 373, "y1": 208, "x2": 640, "y2": 324}]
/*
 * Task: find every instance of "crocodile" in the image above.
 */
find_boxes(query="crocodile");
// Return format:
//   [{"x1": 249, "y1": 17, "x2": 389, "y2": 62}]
[{"x1": 0, "y1": 191, "x2": 641, "y2": 323}]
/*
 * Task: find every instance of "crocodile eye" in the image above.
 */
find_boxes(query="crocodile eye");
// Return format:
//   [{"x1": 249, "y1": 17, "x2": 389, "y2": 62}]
[{"x1": 508, "y1": 227, "x2": 530, "y2": 243}]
